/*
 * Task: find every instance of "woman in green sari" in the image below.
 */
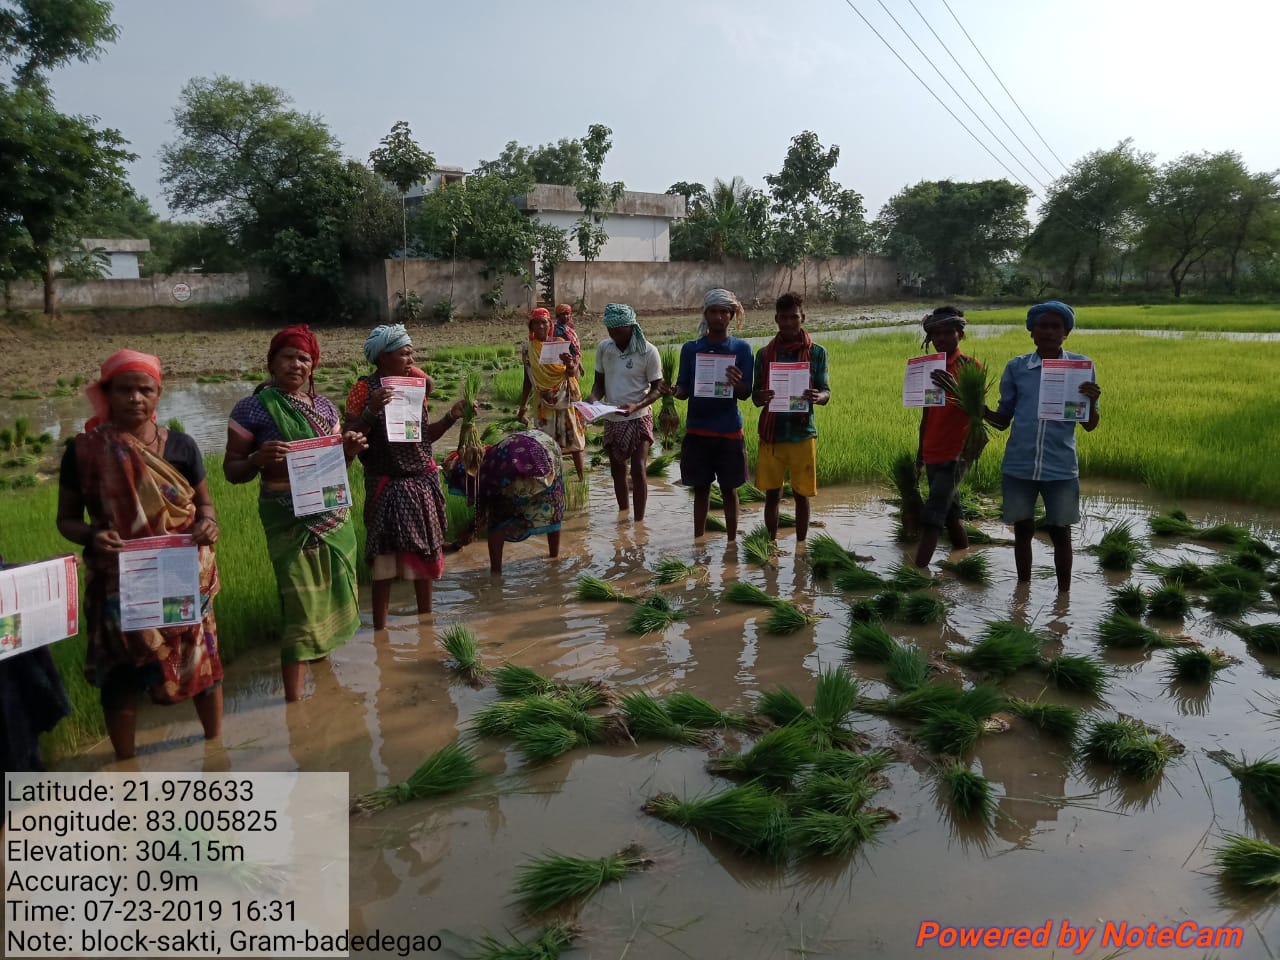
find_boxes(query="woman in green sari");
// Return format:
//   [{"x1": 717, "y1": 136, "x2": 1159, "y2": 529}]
[{"x1": 224, "y1": 325, "x2": 368, "y2": 701}]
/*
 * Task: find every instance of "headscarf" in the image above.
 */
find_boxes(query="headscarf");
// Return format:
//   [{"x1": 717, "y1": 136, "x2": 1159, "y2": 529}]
[
  {"x1": 529, "y1": 307, "x2": 552, "y2": 324},
  {"x1": 555, "y1": 303, "x2": 573, "y2": 319},
  {"x1": 603, "y1": 302, "x2": 648, "y2": 357},
  {"x1": 921, "y1": 306, "x2": 966, "y2": 349},
  {"x1": 267, "y1": 324, "x2": 321, "y2": 394},
  {"x1": 363, "y1": 323, "x2": 412, "y2": 364},
  {"x1": 1027, "y1": 300, "x2": 1075, "y2": 332},
  {"x1": 699, "y1": 288, "x2": 745, "y2": 337},
  {"x1": 85, "y1": 349, "x2": 162, "y2": 431},
  {"x1": 552, "y1": 304, "x2": 580, "y2": 355}
]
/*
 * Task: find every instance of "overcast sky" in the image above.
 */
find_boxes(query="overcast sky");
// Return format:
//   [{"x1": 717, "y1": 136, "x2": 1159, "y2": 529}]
[{"x1": 46, "y1": 0, "x2": 1280, "y2": 220}]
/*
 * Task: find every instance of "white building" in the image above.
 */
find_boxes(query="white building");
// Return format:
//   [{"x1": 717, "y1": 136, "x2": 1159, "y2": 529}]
[
  {"x1": 402, "y1": 166, "x2": 467, "y2": 209},
  {"x1": 79, "y1": 238, "x2": 150, "y2": 279},
  {"x1": 514, "y1": 185, "x2": 685, "y2": 262}
]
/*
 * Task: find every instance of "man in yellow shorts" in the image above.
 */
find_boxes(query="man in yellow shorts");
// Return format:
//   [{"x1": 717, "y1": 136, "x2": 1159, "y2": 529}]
[{"x1": 750, "y1": 292, "x2": 830, "y2": 542}]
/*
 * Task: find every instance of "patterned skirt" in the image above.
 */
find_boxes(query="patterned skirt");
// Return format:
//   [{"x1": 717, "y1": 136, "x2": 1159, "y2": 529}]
[
  {"x1": 475, "y1": 431, "x2": 566, "y2": 542},
  {"x1": 363, "y1": 470, "x2": 449, "y2": 578}
]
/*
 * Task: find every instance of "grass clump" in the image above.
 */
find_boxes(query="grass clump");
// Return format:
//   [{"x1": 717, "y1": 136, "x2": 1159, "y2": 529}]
[
  {"x1": 723, "y1": 581, "x2": 780, "y2": 607},
  {"x1": 1203, "y1": 562, "x2": 1266, "y2": 593},
  {"x1": 763, "y1": 600, "x2": 820, "y2": 635},
  {"x1": 917, "y1": 708, "x2": 983, "y2": 756},
  {"x1": 1210, "y1": 753, "x2": 1280, "y2": 820},
  {"x1": 1110, "y1": 583, "x2": 1148, "y2": 617},
  {"x1": 576, "y1": 574, "x2": 635, "y2": 603},
  {"x1": 857, "y1": 682, "x2": 968, "y2": 720},
  {"x1": 646, "y1": 452, "x2": 677, "y2": 478},
  {"x1": 704, "y1": 513, "x2": 728, "y2": 533},
  {"x1": 757, "y1": 686, "x2": 809, "y2": 728},
  {"x1": 1039, "y1": 654, "x2": 1109, "y2": 696},
  {"x1": 792, "y1": 771, "x2": 878, "y2": 816},
  {"x1": 512, "y1": 844, "x2": 650, "y2": 914},
  {"x1": 1092, "y1": 521, "x2": 1143, "y2": 571},
  {"x1": 885, "y1": 642, "x2": 930, "y2": 692},
  {"x1": 1146, "y1": 583, "x2": 1190, "y2": 619},
  {"x1": 1149, "y1": 508, "x2": 1195, "y2": 537},
  {"x1": 437, "y1": 622, "x2": 490, "y2": 686},
  {"x1": 936, "y1": 760, "x2": 996, "y2": 824},
  {"x1": 888, "y1": 561, "x2": 935, "y2": 591},
  {"x1": 1082, "y1": 716, "x2": 1184, "y2": 782},
  {"x1": 650, "y1": 555, "x2": 704, "y2": 585},
  {"x1": 946, "y1": 621, "x2": 1044, "y2": 678},
  {"x1": 755, "y1": 669, "x2": 860, "y2": 750},
  {"x1": 808, "y1": 533, "x2": 867, "y2": 577},
  {"x1": 843, "y1": 621, "x2": 898, "y2": 662},
  {"x1": 1097, "y1": 612, "x2": 1185, "y2": 650},
  {"x1": 1165, "y1": 646, "x2": 1236, "y2": 683},
  {"x1": 1213, "y1": 835, "x2": 1280, "y2": 889},
  {"x1": 833, "y1": 564, "x2": 886, "y2": 592},
  {"x1": 491, "y1": 665, "x2": 612, "y2": 708},
  {"x1": 708, "y1": 726, "x2": 816, "y2": 790},
  {"x1": 848, "y1": 590, "x2": 905, "y2": 625},
  {"x1": 621, "y1": 692, "x2": 707, "y2": 745},
  {"x1": 891, "y1": 453, "x2": 924, "y2": 542},
  {"x1": 514, "y1": 723, "x2": 588, "y2": 763},
  {"x1": 663, "y1": 691, "x2": 755, "y2": 731},
  {"x1": 1221, "y1": 620, "x2": 1280, "y2": 655},
  {"x1": 466, "y1": 921, "x2": 578, "y2": 960},
  {"x1": 788, "y1": 808, "x2": 894, "y2": 858},
  {"x1": 811, "y1": 747, "x2": 895, "y2": 780},
  {"x1": 1008, "y1": 699, "x2": 1081, "y2": 742},
  {"x1": 643, "y1": 784, "x2": 789, "y2": 859},
  {"x1": 657, "y1": 345, "x2": 681, "y2": 441},
  {"x1": 938, "y1": 553, "x2": 992, "y2": 584},
  {"x1": 1203, "y1": 585, "x2": 1262, "y2": 618},
  {"x1": 899, "y1": 591, "x2": 947, "y2": 624},
  {"x1": 742, "y1": 524, "x2": 780, "y2": 566},
  {"x1": 1148, "y1": 558, "x2": 1207, "y2": 587},
  {"x1": 626, "y1": 594, "x2": 687, "y2": 635},
  {"x1": 351, "y1": 739, "x2": 481, "y2": 813}
]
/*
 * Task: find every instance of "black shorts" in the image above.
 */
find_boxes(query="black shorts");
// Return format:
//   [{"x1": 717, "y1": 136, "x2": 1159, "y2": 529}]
[
  {"x1": 922, "y1": 460, "x2": 963, "y2": 528},
  {"x1": 680, "y1": 434, "x2": 748, "y2": 490}
]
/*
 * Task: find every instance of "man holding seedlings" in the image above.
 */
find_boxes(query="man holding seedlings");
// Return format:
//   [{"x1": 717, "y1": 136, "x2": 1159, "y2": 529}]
[
  {"x1": 987, "y1": 301, "x2": 1101, "y2": 593},
  {"x1": 675, "y1": 288, "x2": 754, "y2": 540},
  {"x1": 751, "y1": 292, "x2": 830, "y2": 544},
  {"x1": 914, "y1": 306, "x2": 976, "y2": 567},
  {"x1": 586, "y1": 303, "x2": 663, "y2": 522}
]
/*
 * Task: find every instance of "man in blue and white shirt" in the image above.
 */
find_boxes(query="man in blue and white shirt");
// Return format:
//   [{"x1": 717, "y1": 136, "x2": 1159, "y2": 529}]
[{"x1": 987, "y1": 301, "x2": 1101, "y2": 594}]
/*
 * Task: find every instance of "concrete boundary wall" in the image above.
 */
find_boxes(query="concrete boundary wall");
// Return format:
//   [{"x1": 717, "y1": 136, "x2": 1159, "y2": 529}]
[{"x1": 3, "y1": 273, "x2": 249, "y2": 310}]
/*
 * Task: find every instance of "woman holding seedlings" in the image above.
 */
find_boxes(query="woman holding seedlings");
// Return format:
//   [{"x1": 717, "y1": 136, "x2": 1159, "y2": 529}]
[
  {"x1": 517, "y1": 307, "x2": 587, "y2": 480},
  {"x1": 466, "y1": 430, "x2": 566, "y2": 575},
  {"x1": 224, "y1": 325, "x2": 367, "y2": 701},
  {"x1": 56, "y1": 350, "x2": 223, "y2": 759},
  {"x1": 986, "y1": 301, "x2": 1101, "y2": 593},
  {"x1": 914, "y1": 306, "x2": 977, "y2": 567},
  {"x1": 345, "y1": 323, "x2": 467, "y2": 630}
]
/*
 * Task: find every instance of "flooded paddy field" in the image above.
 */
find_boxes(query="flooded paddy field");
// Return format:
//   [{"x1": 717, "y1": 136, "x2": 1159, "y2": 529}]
[{"x1": 60, "y1": 473, "x2": 1280, "y2": 958}]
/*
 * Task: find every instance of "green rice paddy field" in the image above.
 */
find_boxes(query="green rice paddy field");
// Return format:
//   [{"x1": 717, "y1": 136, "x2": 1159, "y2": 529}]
[{"x1": 968, "y1": 302, "x2": 1280, "y2": 333}]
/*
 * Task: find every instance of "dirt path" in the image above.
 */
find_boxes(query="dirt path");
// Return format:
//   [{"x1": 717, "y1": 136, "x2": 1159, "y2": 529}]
[{"x1": 0, "y1": 303, "x2": 938, "y2": 392}]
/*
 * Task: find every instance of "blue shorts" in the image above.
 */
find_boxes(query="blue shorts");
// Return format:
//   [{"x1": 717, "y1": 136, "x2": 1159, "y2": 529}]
[{"x1": 1001, "y1": 474, "x2": 1080, "y2": 527}]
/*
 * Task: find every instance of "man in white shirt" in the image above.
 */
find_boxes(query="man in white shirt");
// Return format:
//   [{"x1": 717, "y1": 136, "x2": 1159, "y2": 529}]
[{"x1": 585, "y1": 303, "x2": 663, "y2": 521}]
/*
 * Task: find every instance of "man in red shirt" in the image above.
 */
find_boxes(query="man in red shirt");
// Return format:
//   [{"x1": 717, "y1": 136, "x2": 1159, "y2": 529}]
[{"x1": 915, "y1": 306, "x2": 977, "y2": 568}]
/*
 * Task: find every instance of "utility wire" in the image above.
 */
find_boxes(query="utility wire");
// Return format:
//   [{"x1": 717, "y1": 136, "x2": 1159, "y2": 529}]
[
  {"x1": 837, "y1": 0, "x2": 1035, "y2": 194},
  {"x1": 940, "y1": 0, "x2": 1070, "y2": 173},
  {"x1": 906, "y1": 0, "x2": 1058, "y2": 182},
  {"x1": 874, "y1": 0, "x2": 1047, "y2": 192}
]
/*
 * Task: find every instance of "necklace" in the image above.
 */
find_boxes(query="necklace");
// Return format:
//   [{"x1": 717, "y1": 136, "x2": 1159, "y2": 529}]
[{"x1": 134, "y1": 423, "x2": 162, "y2": 450}]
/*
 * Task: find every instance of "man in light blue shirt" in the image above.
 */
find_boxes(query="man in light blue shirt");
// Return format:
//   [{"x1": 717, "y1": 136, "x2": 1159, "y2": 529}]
[{"x1": 987, "y1": 301, "x2": 1101, "y2": 593}]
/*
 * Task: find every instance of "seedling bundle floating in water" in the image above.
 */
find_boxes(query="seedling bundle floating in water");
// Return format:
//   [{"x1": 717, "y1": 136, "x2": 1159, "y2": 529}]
[
  {"x1": 708, "y1": 725, "x2": 816, "y2": 790},
  {"x1": 1149, "y1": 508, "x2": 1253, "y2": 546},
  {"x1": 1208, "y1": 752, "x2": 1280, "y2": 820},
  {"x1": 1165, "y1": 646, "x2": 1237, "y2": 683},
  {"x1": 1008, "y1": 698, "x2": 1082, "y2": 742},
  {"x1": 938, "y1": 553, "x2": 992, "y2": 584},
  {"x1": 935, "y1": 759, "x2": 997, "y2": 825},
  {"x1": 742, "y1": 525, "x2": 780, "y2": 566},
  {"x1": 946, "y1": 621, "x2": 1046, "y2": 678},
  {"x1": 644, "y1": 783, "x2": 791, "y2": 860},
  {"x1": 662, "y1": 691, "x2": 756, "y2": 731},
  {"x1": 1090, "y1": 520, "x2": 1143, "y2": 571},
  {"x1": 620, "y1": 691, "x2": 709, "y2": 745},
  {"x1": 351, "y1": 739, "x2": 481, "y2": 813},
  {"x1": 650, "y1": 555, "x2": 705, "y2": 585},
  {"x1": 437, "y1": 622, "x2": 491, "y2": 686},
  {"x1": 756, "y1": 667, "x2": 861, "y2": 750},
  {"x1": 1212, "y1": 834, "x2": 1280, "y2": 889},
  {"x1": 808, "y1": 533, "x2": 873, "y2": 577},
  {"x1": 1221, "y1": 619, "x2": 1280, "y2": 654},
  {"x1": 1038, "y1": 654, "x2": 1109, "y2": 696},
  {"x1": 492, "y1": 664, "x2": 614, "y2": 708},
  {"x1": 575, "y1": 574, "x2": 635, "y2": 603},
  {"x1": 1096, "y1": 612, "x2": 1191, "y2": 650},
  {"x1": 890, "y1": 453, "x2": 924, "y2": 542},
  {"x1": 626, "y1": 594, "x2": 687, "y2": 635},
  {"x1": 1082, "y1": 715, "x2": 1184, "y2": 782},
  {"x1": 466, "y1": 920, "x2": 579, "y2": 960},
  {"x1": 512, "y1": 844, "x2": 650, "y2": 914}
]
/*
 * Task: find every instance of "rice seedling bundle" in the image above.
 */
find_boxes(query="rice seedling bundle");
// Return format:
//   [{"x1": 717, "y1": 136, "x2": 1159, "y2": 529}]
[
  {"x1": 663, "y1": 691, "x2": 754, "y2": 731},
  {"x1": 888, "y1": 561, "x2": 935, "y2": 591},
  {"x1": 757, "y1": 686, "x2": 809, "y2": 728},
  {"x1": 763, "y1": 600, "x2": 820, "y2": 635},
  {"x1": 658, "y1": 345, "x2": 682, "y2": 440},
  {"x1": 959, "y1": 490, "x2": 1001, "y2": 521},
  {"x1": 847, "y1": 598, "x2": 882, "y2": 625},
  {"x1": 643, "y1": 784, "x2": 790, "y2": 859},
  {"x1": 938, "y1": 554, "x2": 992, "y2": 584},
  {"x1": 739, "y1": 483, "x2": 768, "y2": 503},
  {"x1": 575, "y1": 574, "x2": 635, "y2": 603},
  {"x1": 457, "y1": 370, "x2": 484, "y2": 475},
  {"x1": 936, "y1": 760, "x2": 996, "y2": 824},
  {"x1": 1110, "y1": 583, "x2": 1148, "y2": 617},
  {"x1": 650, "y1": 555, "x2": 703, "y2": 585},
  {"x1": 467, "y1": 921, "x2": 578, "y2": 960},
  {"x1": 843, "y1": 622, "x2": 899, "y2": 662},
  {"x1": 514, "y1": 722, "x2": 588, "y2": 762},
  {"x1": 621, "y1": 692, "x2": 708, "y2": 745},
  {"x1": 1092, "y1": 521, "x2": 1143, "y2": 571},
  {"x1": 792, "y1": 772, "x2": 878, "y2": 818},
  {"x1": 1203, "y1": 562, "x2": 1266, "y2": 593},
  {"x1": 1082, "y1": 716, "x2": 1184, "y2": 781},
  {"x1": 1146, "y1": 583, "x2": 1190, "y2": 619},
  {"x1": 493, "y1": 664, "x2": 568, "y2": 700},
  {"x1": 724, "y1": 580, "x2": 780, "y2": 607},
  {"x1": 1222, "y1": 620, "x2": 1280, "y2": 654},
  {"x1": 708, "y1": 726, "x2": 816, "y2": 789},
  {"x1": 704, "y1": 513, "x2": 728, "y2": 533},
  {"x1": 1196, "y1": 522, "x2": 1251, "y2": 545},
  {"x1": 646, "y1": 452, "x2": 678, "y2": 478},
  {"x1": 899, "y1": 591, "x2": 947, "y2": 624},
  {"x1": 351, "y1": 740, "x2": 481, "y2": 812},
  {"x1": 917, "y1": 708, "x2": 982, "y2": 756},
  {"x1": 1040, "y1": 654, "x2": 1109, "y2": 696},
  {"x1": 1165, "y1": 647, "x2": 1236, "y2": 683},
  {"x1": 832, "y1": 564, "x2": 886, "y2": 592},
  {"x1": 812, "y1": 667, "x2": 860, "y2": 734},
  {"x1": 962, "y1": 524, "x2": 1002, "y2": 545},
  {"x1": 885, "y1": 642, "x2": 929, "y2": 692},
  {"x1": 1242, "y1": 536, "x2": 1277, "y2": 558},
  {"x1": 947, "y1": 360, "x2": 993, "y2": 471},
  {"x1": 1203, "y1": 585, "x2": 1262, "y2": 618},
  {"x1": 1212, "y1": 835, "x2": 1280, "y2": 889},
  {"x1": 891, "y1": 453, "x2": 924, "y2": 541},
  {"x1": 1008, "y1": 699, "x2": 1081, "y2": 742},
  {"x1": 858, "y1": 682, "x2": 968, "y2": 720},
  {"x1": 707, "y1": 485, "x2": 725, "y2": 509},
  {"x1": 808, "y1": 533, "x2": 863, "y2": 577},
  {"x1": 946, "y1": 622, "x2": 1044, "y2": 678},
  {"x1": 788, "y1": 807, "x2": 893, "y2": 858},
  {"x1": 953, "y1": 684, "x2": 1009, "y2": 721},
  {"x1": 626, "y1": 594, "x2": 687, "y2": 635},
  {"x1": 812, "y1": 747, "x2": 895, "y2": 780},
  {"x1": 512, "y1": 843, "x2": 650, "y2": 914},
  {"x1": 1149, "y1": 508, "x2": 1196, "y2": 537},
  {"x1": 437, "y1": 622, "x2": 490, "y2": 686},
  {"x1": 742, "y1": 525, "x2": 779, "y2": 566},
  {"x1": 1148, "y1": 559, "x2": 1207, "y2": 587},
  {"x1": 1210, "y1": 752, "x2": 1280, "y2": 820},
  {"x1": 473, "y1": 699, "x2": 533, "y2": 737},
  {"x1": 1229, "y1": 548, "x2": 1270, "y2": 572},
  {"x1": 1097, "y1": 612, "x2": 1184, "y2": 650}
]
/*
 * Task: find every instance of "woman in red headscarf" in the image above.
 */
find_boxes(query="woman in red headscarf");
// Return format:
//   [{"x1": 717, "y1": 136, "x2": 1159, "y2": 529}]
[
  {"x1": 223, "y1": 325, "x2": 368, "y2": 702},
  {"x1": 56, "y1": 350, "x2": 223, "y2": 759},
  {"x1": 517, "y1": 307, "x2": 586, "y2": 479}
]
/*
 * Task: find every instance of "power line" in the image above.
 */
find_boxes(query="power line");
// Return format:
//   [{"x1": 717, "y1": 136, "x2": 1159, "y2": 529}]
[
  {"x1": 874, "y1": 0, "x2": 1047, "y2": 193},
  {"x1": 837, "y1": 0, "x2": 1036, "y2": 194},
  {"x1": 940, "y1": 0, "x2": 1070, "y2": 173},
  {"x1": 905, "y1": 0, "x2": 1058, "y2": 182}
]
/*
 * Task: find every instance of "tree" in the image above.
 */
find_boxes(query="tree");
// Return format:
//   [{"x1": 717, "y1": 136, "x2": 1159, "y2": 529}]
[
  {"x1": 766, "y1": 131, "x2": 842, "y2": 289},
  {"x1": 876, "y1": 179, "x2": 1030, "y2": 294},
  {"x1": 1221, "y1": 170, "x2": 1280, "y2": 292},
  {"x1": 476, "y1": 137, "x2": 586, "y2": 186},
  {"x1": 0, "y1": 0, "x2": 118, "y2": 90},
  {"x1": 368, "y1": 120, "x2": 435, "y2": 308},
  {"x1": 1141, "y1": 151, "x2": 1251, "y2": 297},
  {"x1": 829, "y1": 188, "x2": 872, "y2": 256},
  {"x1": 1025, "y1": 140, "x2": 1155, "y2": 292},
  {"x1": 572, "y1": 123, "x2": 623, "y2": 307}
]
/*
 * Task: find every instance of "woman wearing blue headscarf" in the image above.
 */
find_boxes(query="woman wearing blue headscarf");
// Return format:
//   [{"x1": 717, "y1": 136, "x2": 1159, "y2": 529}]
[{"x1": 345, "y1": 324, "x2": 466, "y2": 629}]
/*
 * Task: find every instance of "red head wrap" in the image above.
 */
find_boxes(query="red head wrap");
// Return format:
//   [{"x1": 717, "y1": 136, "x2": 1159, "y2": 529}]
[
  {"x1": 268, "y1": 324, "x2": 320, "y2": 369},
  {"x1": 555, "y1": 303, "x2": 573, "y2": 318},
  {"x1": 85, "y1": 349, "x2": 162, "y2": 431},
  {"x1": 529, "y1": 308, "x2": 551, "y2": 322}
]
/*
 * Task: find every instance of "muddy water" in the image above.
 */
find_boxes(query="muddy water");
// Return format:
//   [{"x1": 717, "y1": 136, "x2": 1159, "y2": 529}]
[{"x1": 57, "y1": 474, "x2": 1280, "y2": 958}]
